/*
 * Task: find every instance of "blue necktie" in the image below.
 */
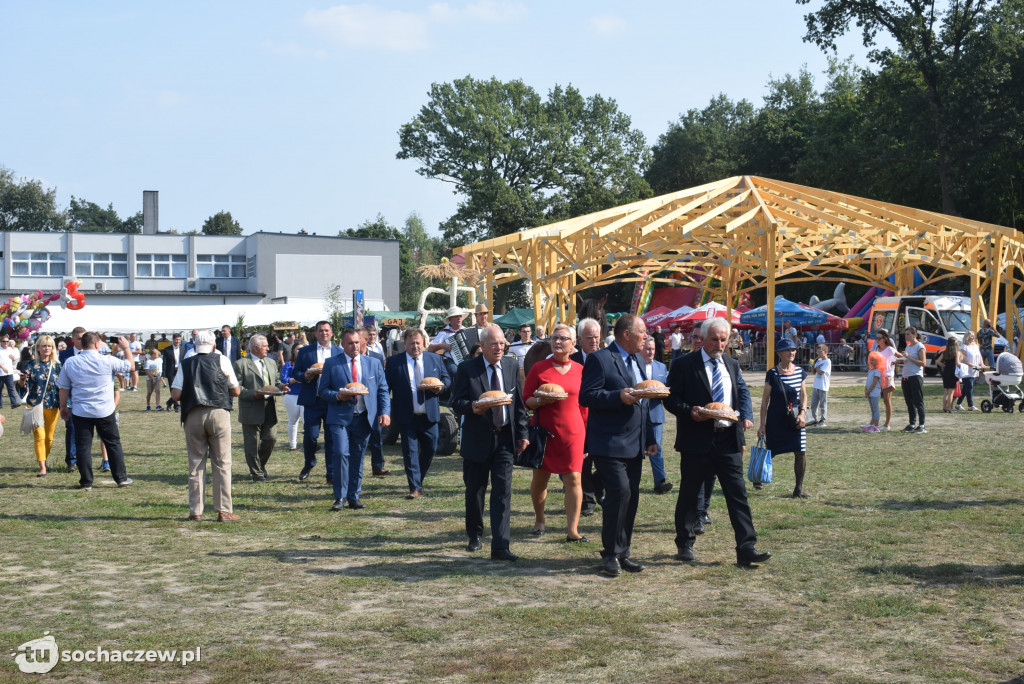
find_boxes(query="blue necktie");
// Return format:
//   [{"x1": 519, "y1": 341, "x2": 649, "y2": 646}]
[{"x1": 710, "y1": 358, "x2": 725, "y2": 403}]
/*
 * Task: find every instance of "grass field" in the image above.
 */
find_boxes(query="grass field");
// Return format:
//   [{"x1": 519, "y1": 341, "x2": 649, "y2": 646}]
[{"x1": 2, "y1": 377, "x2": 1023, "y2": 683}]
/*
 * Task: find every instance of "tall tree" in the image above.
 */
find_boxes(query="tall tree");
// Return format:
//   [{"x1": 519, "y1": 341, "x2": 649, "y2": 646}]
[
  {"x1": 67, "y1": 196, "x2": 123, "y2": 232},
  {"x1": 646, "y1": 94, "x2": 754, "y2": 194},
  {"x1": 397, "y1": 76, "x2": 651, "y2": 247},
  {"x1": 0, "y1": 166, "x2": 66, "y2": 231},
  {"x1": 202, "y1": 210, "x2": 243, "y2": 236},
  {"x1": 797, "y1": 0, "x2": 998, "y2": 215}
]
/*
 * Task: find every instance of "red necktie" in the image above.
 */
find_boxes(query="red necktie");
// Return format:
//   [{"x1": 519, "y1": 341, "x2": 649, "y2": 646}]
[{"x1": 351, "y1": 356, "x2": 358, "y2": 383}]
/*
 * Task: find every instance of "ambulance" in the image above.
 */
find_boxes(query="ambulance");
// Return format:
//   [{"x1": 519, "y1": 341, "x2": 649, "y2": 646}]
[{"x1": 868, "y1": 294, "x2": 973, "y2": 375}]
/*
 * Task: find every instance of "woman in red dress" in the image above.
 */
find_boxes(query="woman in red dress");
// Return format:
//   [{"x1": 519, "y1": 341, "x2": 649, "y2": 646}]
[{"x1": 524, "y1": 323, "x2": 588, "y2": 542}]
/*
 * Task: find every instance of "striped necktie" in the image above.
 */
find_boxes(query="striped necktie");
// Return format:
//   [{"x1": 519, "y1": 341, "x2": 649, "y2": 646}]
[{"x1": 710, "y1": 358, "x2": 725, "y2": 403}]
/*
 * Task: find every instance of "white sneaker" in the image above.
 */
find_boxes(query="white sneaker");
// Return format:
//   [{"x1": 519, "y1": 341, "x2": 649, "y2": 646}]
[
  {"x1": 879, "y1": 425, "x2": 890, "y2": 430},
  {"x1": 954, "y1": 405, "x2": 965, "y2": 412},
  {"x1": 968, "y1": 406, "x2": 980, "y2": 412}
]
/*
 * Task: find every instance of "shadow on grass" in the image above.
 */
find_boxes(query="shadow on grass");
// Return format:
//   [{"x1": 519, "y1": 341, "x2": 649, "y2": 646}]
[
  {"x1": 879, "y1": 498, "x2": 1024, "y2": 510},
  {"x1": 860, "y1": 562, "x2": 1024, "y2": 586}
]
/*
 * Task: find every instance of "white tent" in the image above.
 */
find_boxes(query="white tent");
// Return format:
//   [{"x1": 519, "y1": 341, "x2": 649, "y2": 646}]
[{"x1": 39, "y1": 298, "x2": 342, "y2": 335}]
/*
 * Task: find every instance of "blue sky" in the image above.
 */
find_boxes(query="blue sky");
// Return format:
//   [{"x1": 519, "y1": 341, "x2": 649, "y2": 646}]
[{"x1": 1, "y1": 1, "x2": 872, "y2": 240}]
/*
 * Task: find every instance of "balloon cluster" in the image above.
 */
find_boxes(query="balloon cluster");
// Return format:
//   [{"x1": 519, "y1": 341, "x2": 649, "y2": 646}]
[{"x1": 0, "y1": 281, "x2": 85, "y2": 340}]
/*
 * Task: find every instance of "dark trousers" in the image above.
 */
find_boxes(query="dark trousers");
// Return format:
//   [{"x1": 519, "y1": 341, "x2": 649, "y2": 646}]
[
  {"x1": 368, "y1": 423, "x2": 385, "y2": 471},
  {"x1": 400, "y1": 414, "x2": 437, "y2": 493},
  {"x1": 901, "y1": 375, "x2": 926, "y2": 425},
  {"x1": 346, "y1": 413, "x2": 373, "y2": 502},
  {"x1": 303, "y1": 404, "x2": 334, "y2": 479},
  {"x1": 581, "y1": 455, "x2": 605, "y2": 511},
  {"x1": 462, "y1": 431, "x2": 514, "y2": 550},
  {"x1": 64, "y1": 416, "x2": 77, "y2": 466},
  {"x1": 0, "y1": 374, "x2": 18, "y2": 406},
  {"x1": 72, "y1": 413, "x2": 128, "y2": 487},
  {"x1": 675, "y1": 439, "x2": 756, "y2": 557},
  {"x1": 697, "y1": 472, "x2": 717, "y2": 515},
  {"x1": 593, "y1": 455, "x2": 643, "y2": 559}
]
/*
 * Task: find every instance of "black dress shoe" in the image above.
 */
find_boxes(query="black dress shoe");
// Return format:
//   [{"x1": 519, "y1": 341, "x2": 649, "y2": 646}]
[
  {"x1": 298, "y1": 467, "x2": 311, "y2": 481},
  {"x1": 490, "y1": 549, "x2": 519, "y2": 562},
  {"x1": 675, "y1": 547, "x2": 696, "y2": 562},
  {"x1": 602, "y1": 556, "x2": 622, "y2": 577},
  {"x1": 737, "y1": 549, "x2": 772, "y2": 566},
  {"x1": 700, "y1": 513, "x2": 712, "y2": 526},
  {"x1": 693, "y1": 520, "x2": 705, "y2": 535},
  {"x1": 346, "y1": 499, "x2": 366, "y2": 510},
  {"x1": 331, "y1": 498, "x2": 344, "y2": 511},
  {"x1": 653, "y1": 480, "x2": 674, "y2": 494},
  {"x1": 467, "y1": 538, "x2": 482, "y2": 552},
  {"x1": 619, "y1": 557, "x2": 645, "y2": 573}
]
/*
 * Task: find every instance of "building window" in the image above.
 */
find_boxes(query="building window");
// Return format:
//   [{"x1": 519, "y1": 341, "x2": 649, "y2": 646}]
[
  {"x1": 75, "y1": 253, "x2": 128, "y2": 277},
  {"x1": 136, "y1": 253, "x2": 187, "y2": 278},
  {"x1": 12, "y1": 252, "x2": 67, "y2": 277},
  {"x1": 197, "y1": 254, "x2": 245, "y2": 278},
  {"x1": 247, "y1": 255, "x2": 257, "y2": 278}
]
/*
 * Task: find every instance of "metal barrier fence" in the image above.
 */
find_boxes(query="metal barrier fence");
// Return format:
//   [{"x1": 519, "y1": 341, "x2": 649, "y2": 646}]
[{"x1": 738, "y1": 341, "x2": 868, "y2": 373}]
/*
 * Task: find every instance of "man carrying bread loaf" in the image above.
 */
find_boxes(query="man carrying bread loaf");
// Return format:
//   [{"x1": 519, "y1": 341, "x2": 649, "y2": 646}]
[
  {"x1": 664, "y1": 317, "x2": 771, "y2": 567},
  {"x1": 234, "y1": 334, "x2": 289, "y2": 482}
]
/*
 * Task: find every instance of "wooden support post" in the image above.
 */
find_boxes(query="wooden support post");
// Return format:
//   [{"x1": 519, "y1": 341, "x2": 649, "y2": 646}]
[
  {"x1": 988, "y1": 236, "x2": 1004, "y2": 328},
  {"x1": 970, "y1": 270, "x2": 981, "y2": 332}
]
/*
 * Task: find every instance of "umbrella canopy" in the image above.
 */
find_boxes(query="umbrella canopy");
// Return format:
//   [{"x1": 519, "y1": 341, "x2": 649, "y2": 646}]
[
  {"x1": 673, "y1": 302, "x2": 745, "y2": 330},
  {"x1": 740, "y1": 297, "x2": 838, "y2": 329},
  {"x1": 493, "y1": 308, "x2": 535, "y2": 328},
  {"x1": 658, "y1": 305, "x2": 697, "y2": 328},
  {"x1": 640, "y1": 306, "x2": 674, "y2": 326}
]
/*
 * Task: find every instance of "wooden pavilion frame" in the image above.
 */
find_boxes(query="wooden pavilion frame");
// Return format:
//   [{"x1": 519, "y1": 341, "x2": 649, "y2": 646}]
[{"x1": 454, "y1": 176, "x2": 1024, "y2": 362}]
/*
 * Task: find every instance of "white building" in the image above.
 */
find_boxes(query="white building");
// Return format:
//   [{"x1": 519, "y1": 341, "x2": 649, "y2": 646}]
[{"x1": 0, "y1": 230, "x2": 399, "y2": 333}]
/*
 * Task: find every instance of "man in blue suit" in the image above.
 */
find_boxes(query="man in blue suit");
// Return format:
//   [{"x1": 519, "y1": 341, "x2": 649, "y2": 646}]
[
  {"x1": 641, "y1": 337, "x2": 673, "y2": 495},
  {"x1": 292, "y1": 321, "x2": 342, "y2": 482},
  {"x1": 359, "y1": 326, "x2": 390, "y2": 477},
  {"x1": 384, "y1": 328, "x2": 450, "y2": 499},
  {"x1": 317, "y1": 328, "x2": 390, "y2": 510},
  {"x1": 579, "y1": 314, "x2": 658, "y2": 577},
  {"x1": 216, "y1": 325, "x2": 241, "y2": 363}
]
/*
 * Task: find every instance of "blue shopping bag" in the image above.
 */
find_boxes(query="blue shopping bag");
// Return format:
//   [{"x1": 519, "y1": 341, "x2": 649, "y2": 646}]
[{"x1": 747, "y1": 436, "x2": 773, "y2": 484}]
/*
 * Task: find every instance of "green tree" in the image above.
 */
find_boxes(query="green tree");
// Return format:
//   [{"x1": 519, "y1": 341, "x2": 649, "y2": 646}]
[
  {"x1": 202, "y1": 210, "x2": 243, "y2": 235},
  {"x1": 67, "y1": 196, "x2": 123, "y2": 232},
  {"x1": 397, "y1": 76, "x2": 651, "y2": 247},
  {"x1": 797, "y1": 0, "x2": 1001, "y2": 215},
  {"x1": 646, "y1": 94, "x2": 754, "y2": 194},
  {"x1": 0, "y1": 166, "x2": 66, "y2": 231},
  {"x1": 120, "y1": 210, "x2": 144, "y2": 234}
]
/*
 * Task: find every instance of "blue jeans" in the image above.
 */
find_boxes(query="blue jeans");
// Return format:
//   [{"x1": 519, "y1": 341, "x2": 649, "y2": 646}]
[
  {"x1": 0, "y1": 374, "x2": 18, "y2": 406},
  {"x1": 649, "y1": 423, "x2": 666, "y2": 484},
  {"x1": 955, "y1": 376, "x2": 976, "y2": 408}
]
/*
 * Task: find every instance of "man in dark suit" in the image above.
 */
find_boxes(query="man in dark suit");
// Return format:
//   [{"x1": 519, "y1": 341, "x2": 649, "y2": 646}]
[
  {"x1": 58, "y1": 326, "x2": 86, "y2": 472},
  {"x1": 384, "y1": 328, "x2": 449, "y2": 499},
  {"x1": 665, "y1": 317, "x2": 771, "y2": 567},
  {"x1": 216, "y1": 325, "x2": 241, "y2": 363},
  {"x1": 293, "y1": 321, "x2": 341, "y2": 482},
  {"x1": 317, "y1": 328, "x2": 390, "y2": 510},
  {"x1": 450, "y1": 324, "x2": 529, "y2": 561},
  {"x1": 162, "y1": 333, "x2": 184, "y2": 412},
  {"x1": 580, "y1": 314, "x2": 658, "y2": 577},
  {"x1": 641, "y1": 337, "x2": 673, "y2": 494},
  {"x1": 359, "y1": 326, "x2": 389, "y2": 477},
  {"x1": 571, "y1": 317, "x2": 604, "y2": 517}
]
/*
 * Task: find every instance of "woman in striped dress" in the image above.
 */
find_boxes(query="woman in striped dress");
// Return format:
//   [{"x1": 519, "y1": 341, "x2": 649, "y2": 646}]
[{"x1": 757, "y1": 337, "x2": 809, "y2": 498}]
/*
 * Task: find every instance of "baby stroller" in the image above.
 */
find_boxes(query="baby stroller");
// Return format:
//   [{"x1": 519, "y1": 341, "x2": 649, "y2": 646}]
[{"x1": 980, "y1": 372, "x2": 1024, "y2": 413}]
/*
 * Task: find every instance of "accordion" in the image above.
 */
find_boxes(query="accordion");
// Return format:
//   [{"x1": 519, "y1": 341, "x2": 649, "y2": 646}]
[{"x1": 449, "y1": 328, "x2": 481, "y2": 365}]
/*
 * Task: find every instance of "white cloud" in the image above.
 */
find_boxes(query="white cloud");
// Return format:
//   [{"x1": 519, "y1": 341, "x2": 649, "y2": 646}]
[
  {"x1": 261, "y1": 39, "x2": 328, "y2": 60},
  {"x1": 304, "y1": 2, "x2": 527, "y2": 52},
  {"x1": 304, "y1": 5, "x2": 431, "y2": 52},
  {"x1": 589, "y1": 14, "x2": 626, "y2": 36}
]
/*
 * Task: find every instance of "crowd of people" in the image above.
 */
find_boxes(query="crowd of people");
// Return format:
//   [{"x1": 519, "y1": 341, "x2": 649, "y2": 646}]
[{"x1": 3, "y1": 310, "x2": 1019, "y2": 574}]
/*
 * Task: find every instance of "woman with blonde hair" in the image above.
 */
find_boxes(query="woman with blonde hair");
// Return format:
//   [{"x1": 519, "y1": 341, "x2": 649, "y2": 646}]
[
  {"x1": 956, "y1": 331, "x2": 982, "y2": 411},
  {"x1": 24, "y1": 335, "x2": 62, "y2": 476},
  {"x1": 523, "y1": 322, "x2": 589, "y2": 542}
]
